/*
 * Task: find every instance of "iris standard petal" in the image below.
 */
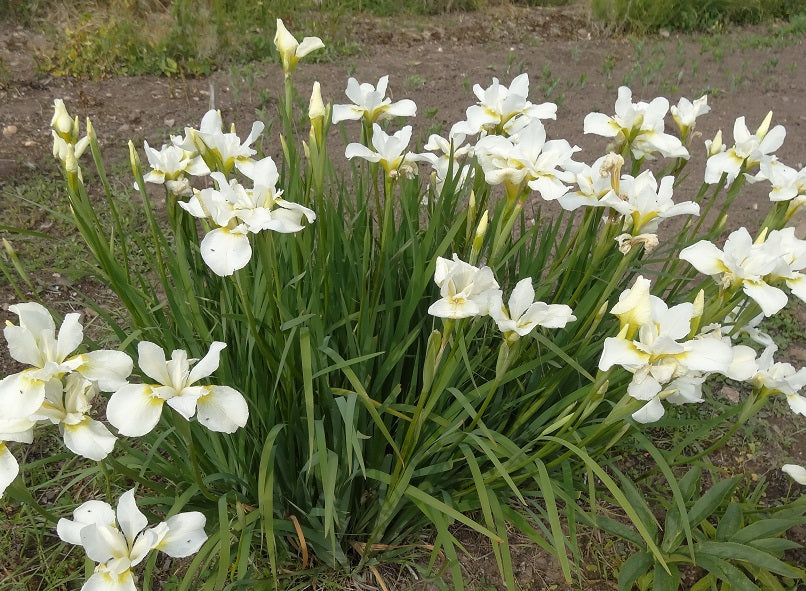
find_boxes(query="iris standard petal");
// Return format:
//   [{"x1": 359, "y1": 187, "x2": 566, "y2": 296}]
[
  {"x1": 9, "y1": 302, "x2": 56, "y2": 335},
  {"x1": 508, "y1": 279, "x2": 535, "y2": 321},
  {"x1": 136, "y1": 341, "x2": 171, "y2": 385},
  {"x1": 116, "y1": 489, "x2": 149, "y2": 547},
  {"x1": 55, "y1": 313, "x2": 84, "y2": 362},
  {"x1": 3, "y1": 323, "x2": 44, "y2": 367},
  {"x1": 187, "y1": 342, "x2": 227, "y2": 385}
]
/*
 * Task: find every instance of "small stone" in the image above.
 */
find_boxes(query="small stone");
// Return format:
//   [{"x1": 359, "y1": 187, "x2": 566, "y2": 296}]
[
  {"x1": 2, "y1": 125, "x2": 17, "y2": 136},
  {"x1": 117, "y1": 124, "x2": 131, "y2": 133},
  {"x1": 164, "y1": 118, "x2": 175, "y2": 127},
  {"x1": 23, "y1": 140, "x2": 35, "y2": 147},
  {"x1": 720, "y1": 386, "x2": 741, "y2": 404}
]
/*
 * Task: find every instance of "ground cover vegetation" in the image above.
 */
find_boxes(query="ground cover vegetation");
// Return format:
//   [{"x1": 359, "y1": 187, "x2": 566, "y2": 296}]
[{"x1": 1, "y1": 4, "x2": 806, "y2": 591}]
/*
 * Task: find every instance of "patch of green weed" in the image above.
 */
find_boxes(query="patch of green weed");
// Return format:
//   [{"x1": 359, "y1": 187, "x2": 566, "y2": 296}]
[
  {"x1": 592, "y1": 0, "x2": 806, "y2": 33},
  {"x1": 404, "y1": 73, "x2": 426, "y2": 91}
]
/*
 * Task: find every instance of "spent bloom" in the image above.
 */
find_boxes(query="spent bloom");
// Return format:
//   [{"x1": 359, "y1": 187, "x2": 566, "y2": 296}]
[
  {"x1": 274, "y1": 18, "x2": 325, "y2": 76},
  {"x1": 489, "y1": 278, "x2": 576, "y2": 338},
  {"x1": 428, "y1": 254, "x2": 500, "y2": 319},
  {"x1": 584, "y1": 86, "x2": 688, "y2": 160},
  {"x1": 107, "y1": 341, "x2": 248, "y2": 437},
  {"x1": 704, "y1": 112, "x2": 785, "y2": 184},
  {"x1": 332, "y1": 75, "x2": 417, "y2": 124},
  {"x1": 57, "y1": 488, "x2": 207, "y2": 591},
  {"x1": 456, "y1": 73, "x2": 557, "y2": 136}
]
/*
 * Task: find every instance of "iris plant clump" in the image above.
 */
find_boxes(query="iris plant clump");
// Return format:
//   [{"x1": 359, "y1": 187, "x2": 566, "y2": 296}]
[{"x1": 2, "y1": 18, "x2": 805, "y2": 591}]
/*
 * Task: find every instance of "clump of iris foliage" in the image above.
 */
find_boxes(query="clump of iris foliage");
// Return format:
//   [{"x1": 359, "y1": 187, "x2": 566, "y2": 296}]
[{"x1": 2, "y1": 18, "x2": 806, "y2": 591}]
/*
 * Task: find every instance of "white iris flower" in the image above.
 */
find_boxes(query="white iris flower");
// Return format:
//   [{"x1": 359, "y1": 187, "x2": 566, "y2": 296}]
[
  {"x1": 455, "y1": 73, "x2": 557, "y2": 136},
  {"x1": 704, "y1": 112, "x2": 785, "y2": 184},
  {"x1": 179, "y1": 158, "x2": 315, "y2": 276},
  {"x1": 274, "y1": 18, "x2": 325, "y2": 76},
  {"x1": 57, "y1": 489, "x2": 207, "y2": 591},
  {"x1": 428, "y1": 254, "x2": 501, "y2": 319},
  {"x1": 332, "y1": 75, "x2": 416, "y2": 124},
  {"x1": 599, "y1": 276, "x2": 733, "y2": 423},
  {"x1": 680, "y1": 227, "x2": 806, "y2": 317},
  {"x1": 0, "y1": 303, "x2": 132, "y2": 420},
  {"x1": 107, "y1": 341, "x2": 248, "y2": 437},
  {"x1": 345, "y1": 124, "x2": 427, "y2": 179},
  {"x1": 584, "y1": 86, "x2": 688, "y2": 160},
  {"x1": 489, "y1": 278, "x2": 576, "y2": 337}
]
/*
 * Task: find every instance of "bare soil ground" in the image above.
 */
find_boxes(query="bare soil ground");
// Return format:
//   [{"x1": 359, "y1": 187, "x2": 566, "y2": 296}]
[{"x1": 0, "y1": 5, "x2": 805, "y2": 589}]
